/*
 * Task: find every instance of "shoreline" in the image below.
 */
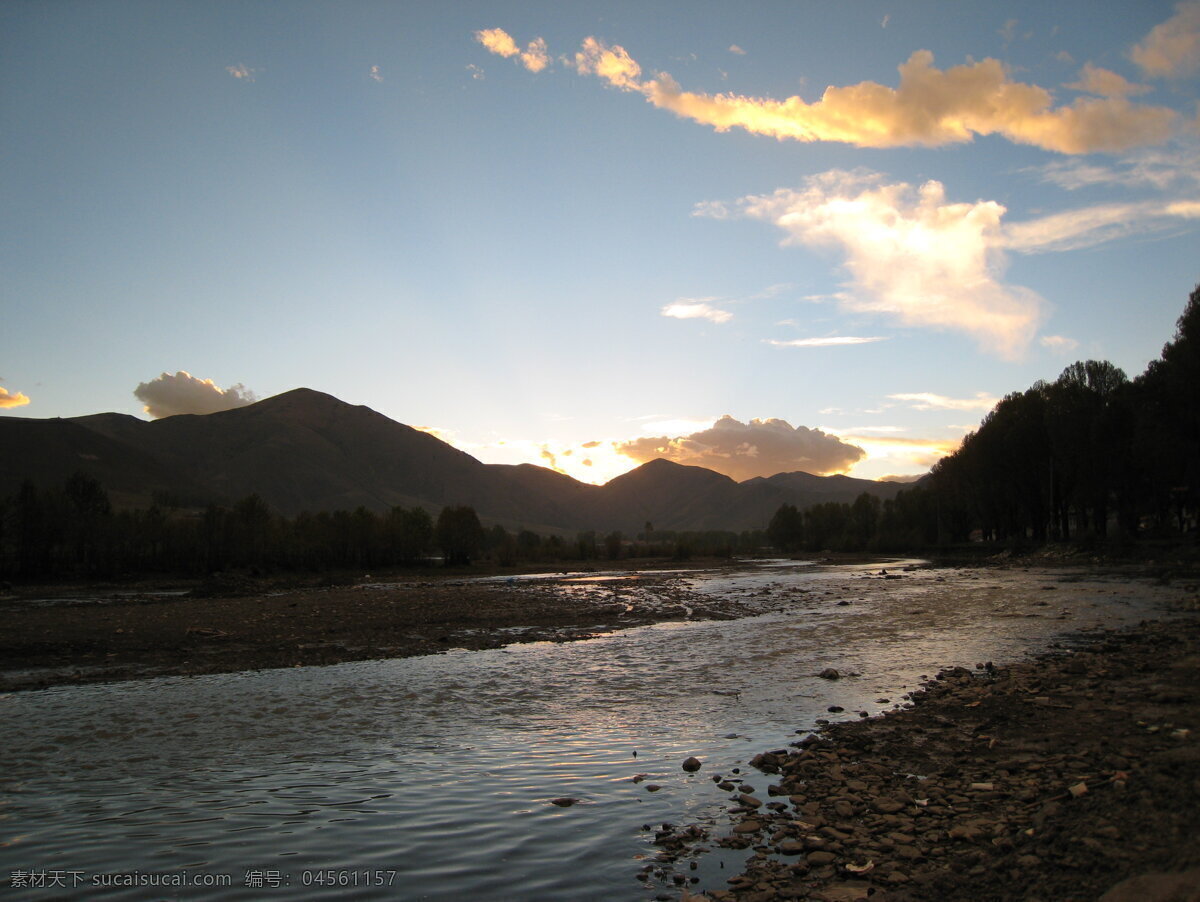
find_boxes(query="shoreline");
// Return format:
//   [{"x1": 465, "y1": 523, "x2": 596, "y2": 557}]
[
  {"x1": 667, "y1": 610, "x2": 1200, "y2": 902},
  {"x1": 0, "y1": 560, "x2": 752, "y2": 693}
]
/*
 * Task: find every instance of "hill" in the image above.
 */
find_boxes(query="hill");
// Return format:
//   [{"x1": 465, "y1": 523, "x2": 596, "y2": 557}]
[{"x1": 1, "y1": 389, "x2": 917, "y2": 533}]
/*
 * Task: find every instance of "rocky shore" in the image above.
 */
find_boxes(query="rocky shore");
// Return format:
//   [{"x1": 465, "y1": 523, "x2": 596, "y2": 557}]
[{"x1": 658, "y1": 611, "x2": 1200, "y2": 902}]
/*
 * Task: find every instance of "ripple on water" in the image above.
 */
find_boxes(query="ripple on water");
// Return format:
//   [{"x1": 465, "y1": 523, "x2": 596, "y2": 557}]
[{"x1": 0, "y1": 562, "x2": 1185, "y2": 900}]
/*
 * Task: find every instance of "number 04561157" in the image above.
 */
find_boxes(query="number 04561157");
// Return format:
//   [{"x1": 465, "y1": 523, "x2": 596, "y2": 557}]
[{"x1": 301, "y1": 870, "x2": 397, "y2": 887}]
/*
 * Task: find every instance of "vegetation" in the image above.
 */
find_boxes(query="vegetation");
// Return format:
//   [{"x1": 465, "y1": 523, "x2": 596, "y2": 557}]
[
  {"x1": 768, "y1": 284, "x2": 1199, "y2": 552},
  {"x1": 1, "y1": 285, "x2": 1195, "y2": 580}
]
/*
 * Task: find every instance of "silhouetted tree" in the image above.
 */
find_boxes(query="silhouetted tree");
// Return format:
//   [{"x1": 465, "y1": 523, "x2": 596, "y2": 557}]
[{"x1": 435, "y1": 505, "x2": 485, "y2": 566}]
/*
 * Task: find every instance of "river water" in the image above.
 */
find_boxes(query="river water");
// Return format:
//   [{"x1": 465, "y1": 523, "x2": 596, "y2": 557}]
[{"x1": 0, "y1": 560, "x2": 1183, "y2": 900}]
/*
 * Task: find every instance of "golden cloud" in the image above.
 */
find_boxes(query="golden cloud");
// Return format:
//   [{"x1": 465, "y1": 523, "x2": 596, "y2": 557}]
[
  {"x1": 134, "y1": 371, "x2": 257, "y2": 419},
  {"x1": 0, "y1": 387, "x2": 31, "y2": 409},
  {"x1": 839, "y1": 433, "x2": 961, "y2": 478},
  {"x1": 1066, "y1": 64, "x2": 1151, "y2": 98},
  {"x1": 616, "y1": 415, "x2": 865, "y2": 481},
  {"x1": 476, "y1": 27, "x2": 550, "y2": 73},
  {"x1": 568, "y1": 37, "x2": 1176, "y2": 153},
  {"x1": 1131, "y1": 1, "x2": 1200, "y2": 78}
]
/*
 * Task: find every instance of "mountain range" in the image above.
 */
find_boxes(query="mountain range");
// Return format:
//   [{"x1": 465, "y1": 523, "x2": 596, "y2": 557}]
[{"x1": 0, "y1": 388, "x2": 915, "y2": 533}]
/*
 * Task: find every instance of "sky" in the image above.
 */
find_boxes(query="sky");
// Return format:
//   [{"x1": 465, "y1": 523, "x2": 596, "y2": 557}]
[{"x1": 3, "y1": 1, "x2": 1199, "y2": 485}]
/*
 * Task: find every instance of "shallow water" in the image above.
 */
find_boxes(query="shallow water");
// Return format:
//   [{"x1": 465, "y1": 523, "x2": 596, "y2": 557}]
[{"x1": 0, "y1": 561, "x2": 1182, "y2": 900}]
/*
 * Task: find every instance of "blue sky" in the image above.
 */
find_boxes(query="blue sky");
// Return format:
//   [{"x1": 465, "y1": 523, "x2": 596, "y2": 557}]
[{"x1": 3, "y1": 1, "x2": 1198, "y2": 483}]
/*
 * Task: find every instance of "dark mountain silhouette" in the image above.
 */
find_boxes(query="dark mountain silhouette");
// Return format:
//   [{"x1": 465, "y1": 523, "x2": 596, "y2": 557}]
[{"x1": 1, "y1": 388, "x2": 917, "y2": 532}]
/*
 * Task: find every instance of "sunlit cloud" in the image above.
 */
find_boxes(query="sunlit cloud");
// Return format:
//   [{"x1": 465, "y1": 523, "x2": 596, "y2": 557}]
[
  {"x1": 475, "y1": 27, "x2": 549, "y2": 73},
  {"x1": 1066, "y1": 63, "x2": 1151, "y2": 98},
  {"x1": 1033, "y1": 147, "x2": 1200, "y2": 191},
  {"x1": 888, "y1": 391, "x2": 999, "y2": 411},
  {"x1": 616, "y1": 415, "x2": 865, "y2": 481},
  {"x1": 225, "y1": 64, "x2": 258, "y2": 82},
  {"x1": 466, "y1": 64, "x2": 485, "y2": 80},
  {"x1": 836, "y1": 432, "x2": 961, "y2": 480},
  {"x1": 702, "y1": 170, "x2": 1046, "y2": 359},
  {"x1": 369, "y1": 65, "x2": 384, "y2": 83},
  {"x1": 729, "y1": 44, "x2": 746, "y2": 55},
  {"x1": 0, "y1": 387, "x2": 31, "y2": 409},
  {"x1": 1130, "y1": 1, "x2": 1200, "y2": 78},
  {"x1": 476, "y1": 27, "x2": 520, "y2": 58},
  {"x1": 1001, "y1": 197, "x2": 1200, "y2": 253},
  {"x1": 520, "y1": 37, "x2": 550, "y2": 73},
  {"x1": 765, "y1": 336, "x2": 887, "y2": 348},
  {"x1": 1040, "y1": 334, "x2": 1080, "y2": 353},
  {"x1": 134, "y1": 371, "x2": 257, "y2": 419},
  {"x1": 559, "y1": 36, "x2": 1176, "y2": 153},
  {"x1": 661, "y1": 300, "x2": 733, "y2": 323}
]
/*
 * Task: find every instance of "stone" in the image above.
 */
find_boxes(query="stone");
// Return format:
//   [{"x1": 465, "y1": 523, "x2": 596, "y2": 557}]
[
  {"x1": 819, "y1": 668, "x2": 841, "y2": 680},
  {"x1": 682, "y1": 756, "x2": 703, "y2": 772},
  {"x1": 550, "y1": 797, "x2": 578, "y2": 807},
  {"x1": 806, "y1": 851, "x2": 837, "y2": 866},
  {"x1": 1098, "y1": 868, "x2": 1200, "y2": 902}
]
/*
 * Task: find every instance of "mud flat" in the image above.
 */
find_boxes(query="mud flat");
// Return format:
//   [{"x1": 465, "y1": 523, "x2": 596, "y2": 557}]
[
  {"x1": 669, "y1": 607, "x2": 1200, "y2": 902},
  {"x1": 0, "y1": 565, "x2": 744, "y2": 692}
]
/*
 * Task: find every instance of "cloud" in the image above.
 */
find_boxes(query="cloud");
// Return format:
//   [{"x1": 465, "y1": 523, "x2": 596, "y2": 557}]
[
  {"x1": 0, "y1": 387, "x2": 31, "y2": 409},
  {"x1": 616, "y1": 414, "x2": 865, "y2": 480},
  {"x1": 1131, "y1": 1, "x2": 1200, "y2": 78},
  {"x1": 226, "y1": 64, "x2": 258, "y2": 82},
  {"x1": 702, "y1": 170, "x2": 1046, "y2": 359},
  {"x1": 729, "y1": 44, "x2": 746, "y2": 55},
  {"x1": 766, "y1": 336, "x2": 887, "y2": 348},
  {"x1": 1001, "y1": 197, "x2": 1200, "y2": 252},
  {"x1": 888, "y1": 392, "x2": 1000, "y2": 411},
  {"x1": 476, "y1": 27, "x2": 519, "y2": 58},
  {"x1": 134, "y1": 371, "x2": 258, "y2": 419},
  {"x1": 837, "y1": 432, "x2": 961, "y2": 478},
  {"x1": 476, "y1": 27, "x2": 550, "y2": 73},
  {"x1": 520, "y1": 37, "x2": 550, "y2": 73},
  {"x1": 369, "y1": 65, "x2": 383, "y2": 83},
  {"x1": 1034, "y1": 147, "x2": 1200, "y2": 191},
  {"x1": 562, "y1": 37, "x2": 1176, "y2": 153},
  {"x1": 1040, "y1": 334, "x2": 1080, "y2": 352},
  {"x1": 466, "y1": 64, "x2": 485, "y2": 80},
  {"x1": 661, "y1": 300, "x2": 733, "y2": 323},
  {"x1": 573, "y1": 36, "x2": 643, "y2": 89},
  {"x1": 1066, "y1": 63, "x2": 1151, "y2": 98}
]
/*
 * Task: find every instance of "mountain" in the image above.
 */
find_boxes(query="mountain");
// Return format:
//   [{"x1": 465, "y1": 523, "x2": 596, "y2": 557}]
[
  {"x1": 746, "y1": 470, "x2": 909, "y2": 505},
  {"x1": 0, "y1": 388, "x2": 920, "y2": 532}
]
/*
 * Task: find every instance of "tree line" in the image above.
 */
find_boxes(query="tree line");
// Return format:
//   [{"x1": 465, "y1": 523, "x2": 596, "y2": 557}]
[
  {"x1": 769, "y1": 284, "x2": 1199, "y2": 552},
  {"x1": 0, "y1": 478, "x2": 764, "y2": 580}
]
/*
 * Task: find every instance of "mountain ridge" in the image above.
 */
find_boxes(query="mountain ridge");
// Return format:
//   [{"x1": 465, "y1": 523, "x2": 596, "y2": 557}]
[{"x1": 1, "y1": 389, "x2": 919, "y2": 532}]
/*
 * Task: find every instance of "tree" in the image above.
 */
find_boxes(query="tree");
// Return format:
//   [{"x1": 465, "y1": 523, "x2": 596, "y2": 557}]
[
  {"x1": 434, "y1": 505, "x2": 485, "y2": 566},
  {"x1": 767, "y1": 503, "x2": 803, "y2": 552}
]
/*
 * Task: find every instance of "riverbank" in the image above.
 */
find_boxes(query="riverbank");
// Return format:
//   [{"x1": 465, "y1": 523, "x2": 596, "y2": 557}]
[
  {"x1": 0, "y1": 561, "x2": 746, "y2": 692},
  {"x1": 675, "y1": 609, "x2": 1200, "y2": 902}
]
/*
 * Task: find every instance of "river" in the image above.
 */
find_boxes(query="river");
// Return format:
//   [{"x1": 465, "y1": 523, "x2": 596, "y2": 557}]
[{"x1": 0, "y1": 559, "x2": 1182, "y2": 900}]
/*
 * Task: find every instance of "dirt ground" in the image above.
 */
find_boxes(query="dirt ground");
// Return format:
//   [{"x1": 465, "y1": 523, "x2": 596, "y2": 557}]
[
  {"x1": 664, "y1": 612, "x2": 1200, "y2": 902},
  {"x1": 0, "y1": 562, "x2": 742, "y2": 692}
]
